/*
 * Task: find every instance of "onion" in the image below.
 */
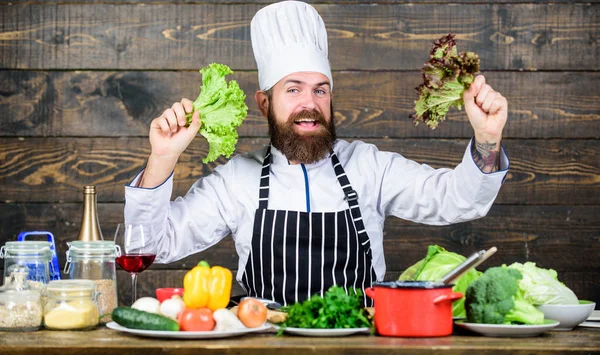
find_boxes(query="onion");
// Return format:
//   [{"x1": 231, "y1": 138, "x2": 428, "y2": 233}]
[
  {"x1": 159, "y1": 296, "x2": 185, "y2": 320},
  {"x1": 131, "y1": 297, "x2": 161, "y2": 314},
  {"x1": 213, "y1": 309, "x2": 246, "y2": 331}
]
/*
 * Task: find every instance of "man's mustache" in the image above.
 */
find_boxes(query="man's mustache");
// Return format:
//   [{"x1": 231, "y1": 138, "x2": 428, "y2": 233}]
[{"x1": 287, "y1": 109, "x2": 327, "y2": 125}]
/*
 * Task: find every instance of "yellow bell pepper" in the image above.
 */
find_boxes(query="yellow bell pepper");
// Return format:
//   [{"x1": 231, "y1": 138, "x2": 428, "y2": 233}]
[{"x1": 183, "y1": 261, "x2": 232, "y2": 311}]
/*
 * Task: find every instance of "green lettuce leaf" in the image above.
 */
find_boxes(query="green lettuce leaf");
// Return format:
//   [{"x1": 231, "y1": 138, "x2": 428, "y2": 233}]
[
  {"x1": 507, "y1": 262, "x2": 578, "y2": 305},
  {"x1": 186, "y1": 63, "x2": 248, "y2": 163},
  {"x1": 399, "y1": 245, "x2": 482, "y2": 318},
  {"x1": 411, "y1": 34, "x2": 480, "y2": 129}
]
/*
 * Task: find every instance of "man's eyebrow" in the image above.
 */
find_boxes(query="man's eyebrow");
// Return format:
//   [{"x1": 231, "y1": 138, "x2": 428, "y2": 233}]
[
  {"x1": 283, "y1": 79, "x2": 304, "y2": 85},
  {"x1": 283, "y1": 79, "x2": 331, "y2": 87}
]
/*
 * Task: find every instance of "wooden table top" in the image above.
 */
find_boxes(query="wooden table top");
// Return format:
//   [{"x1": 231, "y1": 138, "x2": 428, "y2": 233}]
[{"x1": 1, "y1": 325, "x2": 599, "y2": 355}]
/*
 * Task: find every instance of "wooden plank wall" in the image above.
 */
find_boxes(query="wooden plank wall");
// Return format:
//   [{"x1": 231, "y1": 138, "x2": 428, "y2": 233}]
[{"x1": 1, "y1": 1, "x2": 598, "y2": 306}]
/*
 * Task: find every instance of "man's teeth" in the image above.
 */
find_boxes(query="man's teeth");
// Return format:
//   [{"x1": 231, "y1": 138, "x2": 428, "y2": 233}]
[{"x1": 294, "y1": 119, "x2": 317, "y2": 127}]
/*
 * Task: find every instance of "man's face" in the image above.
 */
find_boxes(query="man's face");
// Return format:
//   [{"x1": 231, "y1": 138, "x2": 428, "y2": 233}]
[{"x1": 266, "y1": 72, "x2": 336, "y2": 164}]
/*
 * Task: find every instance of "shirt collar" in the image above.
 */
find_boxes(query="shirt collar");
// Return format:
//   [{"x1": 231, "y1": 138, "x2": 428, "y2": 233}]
[{"x1": 269, "y1": 141, "x2": 336, "y2": 168}]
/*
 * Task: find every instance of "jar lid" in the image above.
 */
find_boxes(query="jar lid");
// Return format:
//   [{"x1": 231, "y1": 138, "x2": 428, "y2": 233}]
[
  {"x1": 6, "y1": 264, "x2": 30, "y2": 277},
  {"x1": 0, "y1": 265, "x2": 41, "y2": 303},
  {"x1": 67, "y1": 241, "x2": 116, "y2": 255},
  {"x1": 3, "y1": 241, "x2": 51, "y2": 253},
  {"x1": 46, "y1": 279, "x2": 95, "y2": 297},
  {"x1": 0, "y1": 287, "x2": 40, "y2": 303},
  {"x1": 1, "y1": 241, "x2": 52, "y2": 259}
]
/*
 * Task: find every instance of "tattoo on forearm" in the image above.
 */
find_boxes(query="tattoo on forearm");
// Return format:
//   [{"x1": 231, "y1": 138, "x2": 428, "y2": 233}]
[{"x1": 472, "y1": 141, "x2": 500, "y2": 173}]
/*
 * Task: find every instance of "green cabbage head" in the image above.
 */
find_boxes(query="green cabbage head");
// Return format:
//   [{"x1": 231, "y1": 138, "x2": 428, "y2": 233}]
[
  {"x1": 399, "y1": 245, "x2": 482, "y2": 318},
  {"x1": 507, "y1": 262, "x2": 578, "y2": 305}
]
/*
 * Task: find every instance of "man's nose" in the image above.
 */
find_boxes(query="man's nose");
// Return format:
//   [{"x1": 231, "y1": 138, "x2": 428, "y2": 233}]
[{"x1": 299, "y1": 91, "x2": 317, "y2": 110}]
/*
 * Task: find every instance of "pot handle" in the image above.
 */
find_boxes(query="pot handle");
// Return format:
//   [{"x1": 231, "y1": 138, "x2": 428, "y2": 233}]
[
  {"x1": 365, "y1": 287, "x2": 375, "y2": 299},
  {"x1": 433, "y1": 292, "x2": 463, "y2": 304}
]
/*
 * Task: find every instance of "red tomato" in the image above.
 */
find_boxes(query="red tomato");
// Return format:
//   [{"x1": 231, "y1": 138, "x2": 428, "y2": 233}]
[
  {"x1": 237, "y1": 298, "x2": 267, "y2": 328},
  {"x1": 178, "y1": 308, "x2": 215, "y2": 331}
]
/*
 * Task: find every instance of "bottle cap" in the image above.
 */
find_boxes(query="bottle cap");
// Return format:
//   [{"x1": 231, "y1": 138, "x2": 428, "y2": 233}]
[{"x1": 83, "y1": 186, "x2": 96, "y2": 193}]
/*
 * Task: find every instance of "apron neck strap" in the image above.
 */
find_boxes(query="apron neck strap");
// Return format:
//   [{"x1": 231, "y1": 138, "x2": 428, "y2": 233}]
[
  {"x1": 258, "y1": 145, "x2": 359, "y2": 210},
  {"x1": 330, "y1": 153, "x2": 360, "y2": 208},
  {"x1": 258, "y1": 145, "x2": 272, "y2": 209}
]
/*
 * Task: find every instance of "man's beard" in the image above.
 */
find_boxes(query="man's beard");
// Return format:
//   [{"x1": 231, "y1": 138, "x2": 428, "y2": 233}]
[{"x1": 267, "y1": 101, "x2": 336, "y2": 164}]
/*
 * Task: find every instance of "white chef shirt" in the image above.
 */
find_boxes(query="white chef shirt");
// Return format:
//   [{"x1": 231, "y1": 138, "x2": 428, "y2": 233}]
[{"x1": 124, "y1": 139, "x2": 509, "y2": 285}]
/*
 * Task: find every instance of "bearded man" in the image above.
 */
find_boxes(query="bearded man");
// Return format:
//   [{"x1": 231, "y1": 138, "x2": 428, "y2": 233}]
[{"x1": 124, "y1": 1, "x2": 509, "y2": 306}]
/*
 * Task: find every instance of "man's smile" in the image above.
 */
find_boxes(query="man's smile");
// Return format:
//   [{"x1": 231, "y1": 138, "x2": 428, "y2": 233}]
[{"x1": 294, "y1": 118, "x2": 320, "y2": 132}]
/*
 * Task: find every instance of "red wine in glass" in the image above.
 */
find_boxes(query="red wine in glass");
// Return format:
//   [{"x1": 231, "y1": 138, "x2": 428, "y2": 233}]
[
  {"x1": 116, "y1": 254, "x2": 156, "y2": 273},
  {"x1": 114, "y1": 223, "x2": 156, "y2": 305}
]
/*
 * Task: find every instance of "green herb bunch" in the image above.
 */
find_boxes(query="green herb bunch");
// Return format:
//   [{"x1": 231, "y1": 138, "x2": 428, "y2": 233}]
[{"x1": 278, "y1": 286, "x2": 373, "y2": 335}]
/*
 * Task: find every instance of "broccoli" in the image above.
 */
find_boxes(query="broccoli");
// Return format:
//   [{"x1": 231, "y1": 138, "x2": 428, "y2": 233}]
[{"x1": 465, "y1": 266, "x2": 545, "y2": 325}]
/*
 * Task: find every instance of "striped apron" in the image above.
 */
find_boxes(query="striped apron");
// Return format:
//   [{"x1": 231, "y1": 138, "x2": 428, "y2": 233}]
[{"x1": 241, "y1": 145, "x2": 377, "y2": 306}]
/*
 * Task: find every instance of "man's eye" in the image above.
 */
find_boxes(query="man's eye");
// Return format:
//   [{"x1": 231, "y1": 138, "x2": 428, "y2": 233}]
[
  {"x1": 315, "y1": 89, "x2": 327, "y2": 95},
  {"x1": 287, "y1": 88, "x2": 299, "y2": 93}
]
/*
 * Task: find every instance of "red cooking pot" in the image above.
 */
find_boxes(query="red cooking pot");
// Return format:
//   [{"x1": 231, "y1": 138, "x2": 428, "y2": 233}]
[{"x1": 365, "y1": 281, "x2": 463, "y2": 337}]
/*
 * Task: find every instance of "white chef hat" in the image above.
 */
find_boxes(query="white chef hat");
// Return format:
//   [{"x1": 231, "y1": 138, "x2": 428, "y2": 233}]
[{"x1": 251, "y1": 1, "x2": 332, "y2": 91}]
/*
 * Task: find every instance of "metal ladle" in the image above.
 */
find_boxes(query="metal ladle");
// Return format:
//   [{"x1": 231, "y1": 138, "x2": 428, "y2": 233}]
[{"x1": 439, "y1": 246, "x2": 497, "y2": 284}]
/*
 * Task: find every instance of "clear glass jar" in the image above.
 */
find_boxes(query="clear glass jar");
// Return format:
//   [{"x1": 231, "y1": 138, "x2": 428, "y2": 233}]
[
  {"x1": 44, "y1": 280, "x2": 100, "y2": 330},
  {"x1": 64, "y1": 241, "x2": 119, "y2": 323},
  {"x1": 0, "y1": 265, "x2": 43, "y2": 331},
  {"x1": 1, "y1": 241, "x2": 53, "y2": 288}
]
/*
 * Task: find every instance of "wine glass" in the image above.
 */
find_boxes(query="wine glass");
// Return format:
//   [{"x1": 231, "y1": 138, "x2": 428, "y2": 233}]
[{"x1": 114, "y1": 223, "x2": 157, "y2": 305}]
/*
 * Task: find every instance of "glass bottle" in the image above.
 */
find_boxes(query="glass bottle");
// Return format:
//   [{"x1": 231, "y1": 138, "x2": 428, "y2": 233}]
[
  {"x1": 77, "y1": 185, "x2": 104, "y2": 242},
  {"x1": 64, "y1": 241, "x2": 119, "y2": 323},
  {"x1": 0, "y1": 265, "x2": 43, "y2": 332},
  {"x1": 44, "y1": 280, "x2": 101, "y2": 330}
]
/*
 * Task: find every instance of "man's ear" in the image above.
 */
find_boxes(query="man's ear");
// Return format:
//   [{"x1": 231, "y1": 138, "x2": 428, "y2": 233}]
[{"x1": 254, "y1": 90, "x2": 269, "y2": 117}]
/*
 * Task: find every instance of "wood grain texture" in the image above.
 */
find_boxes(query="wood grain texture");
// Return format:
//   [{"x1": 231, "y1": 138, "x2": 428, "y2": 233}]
[
  {"x1": 4, "y1": 0, "x2": 599, "y2": 4},
  {"x1": 0, "y1": 4, "x2": 597, "y2": 70},
  {"x1": 1, "y1": 137, "x2": 598, "y2": 204},
  {"x1": 0, "y1": 0, "x2": 597, "y2": 326},
  {"x1": 1, "y1": 323, "x2": 599, "y2": 355},
  {"x1": 1, "y1": 71, "x2": 598, "y2": 139}
]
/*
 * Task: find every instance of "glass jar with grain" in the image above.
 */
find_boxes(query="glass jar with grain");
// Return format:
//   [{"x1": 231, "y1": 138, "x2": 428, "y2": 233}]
[
  {"x1": 0, "y1": 265, "x2": 43, "y2": 331},
  {"x1": 44, "y1": 280, "x2": 101, "y2": 330},
  {"x1": 64, "y1": 240, "x2": 119, "y2": 323}
]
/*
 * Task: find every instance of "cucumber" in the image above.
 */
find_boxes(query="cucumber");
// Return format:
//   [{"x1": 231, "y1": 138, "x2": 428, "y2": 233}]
[{"x1": 112, "y1": 307, "x2": 180, "y2": 331}]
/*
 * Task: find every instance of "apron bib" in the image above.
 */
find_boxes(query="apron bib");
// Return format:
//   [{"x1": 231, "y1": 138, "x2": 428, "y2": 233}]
[{"x1": 241, "y1": 146, "x2": 376, "y2": 306}]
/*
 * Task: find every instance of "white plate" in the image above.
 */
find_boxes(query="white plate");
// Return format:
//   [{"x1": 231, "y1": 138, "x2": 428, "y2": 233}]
[
  {"x1": 579, "y1": 321, "x2": 600, "y2": 328},
  {"x1": 276, "y1": 326, "x2": 371, "y2": 337},
  {"x1": 106, "y1": 322, "x2": 273, "y2": 339},
  {"x1": 454, "y1": 320, "x2": 559, "y2": 337},
  {"x1": 586, "y1": 310, "x2": 600, "y2": 321}
]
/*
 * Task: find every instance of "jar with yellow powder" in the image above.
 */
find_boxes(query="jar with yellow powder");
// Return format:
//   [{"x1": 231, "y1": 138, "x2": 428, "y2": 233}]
[
  {"x1": 64, "y1": 241, "x2": 118, "y2": 323},
  {"x1": 44, "y1": 280, "x2": 100, "y2": 330}
]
